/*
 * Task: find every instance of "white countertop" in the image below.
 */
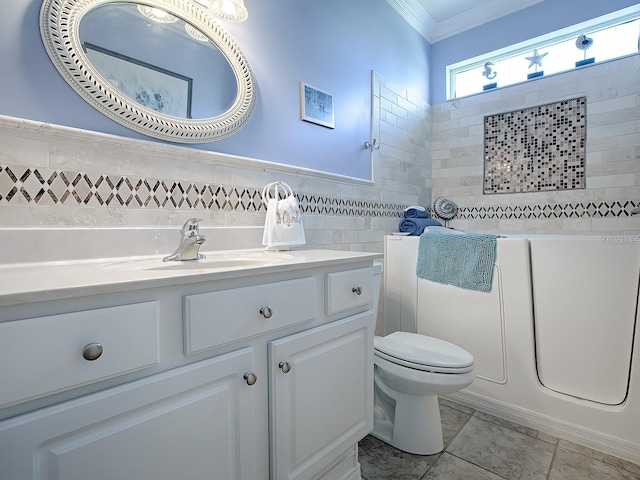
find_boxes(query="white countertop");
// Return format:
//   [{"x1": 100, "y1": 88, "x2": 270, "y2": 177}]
[{"x1": 0, "y1": 248, "x2": 381, "y2": 307}]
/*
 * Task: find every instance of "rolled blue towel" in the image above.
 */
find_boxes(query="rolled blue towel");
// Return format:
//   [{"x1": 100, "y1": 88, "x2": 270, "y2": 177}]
[
  {"x1": 399, "y1": 218, "x2": 442, "y2": 235},
  {"x1": 404, "y1": 208, "x2": 430, "y2": 218}
]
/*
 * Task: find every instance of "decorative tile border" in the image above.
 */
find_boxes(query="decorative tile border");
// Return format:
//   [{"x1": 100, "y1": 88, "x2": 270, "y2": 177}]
[
  {"x1": 2, "y1": 165, "x2": 635, "y2": 221},
  {"x1": 484, "y1": 97, "x2": 587, "y2": 194},
  {"x1": 454, "y1": 201, "x2": 638, "y2": 219},
  {"x1": 0, "y1": 166, "x2": 406, "y2": 218}
]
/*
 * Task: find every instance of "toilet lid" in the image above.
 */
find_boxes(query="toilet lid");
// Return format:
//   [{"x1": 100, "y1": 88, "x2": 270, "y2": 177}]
[{"x1": 374, "y1": 332, "x2": 474, "y2": 372}]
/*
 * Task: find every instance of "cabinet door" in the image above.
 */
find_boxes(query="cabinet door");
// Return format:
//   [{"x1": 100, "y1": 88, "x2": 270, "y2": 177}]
[
  {"x1": 0, "y1": 348, "x2": 260, "y2": 480},
  {"x1": 269, "y1": 311, "x2": 374, "y2": 480}
]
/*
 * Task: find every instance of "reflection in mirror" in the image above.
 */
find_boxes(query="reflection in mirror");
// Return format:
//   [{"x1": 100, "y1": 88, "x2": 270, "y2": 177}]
[
  {"x1": 40, "y1": 0, "x2": 255, "y2": 143},
  {"x1": 80, "y1": 3, "x2": 237, "y2": 119}
]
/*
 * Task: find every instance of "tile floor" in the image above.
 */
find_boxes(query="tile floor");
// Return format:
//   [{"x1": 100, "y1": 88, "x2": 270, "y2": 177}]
[{"x1": 358, "y1": 398, "x2": 640, "y2": 480}]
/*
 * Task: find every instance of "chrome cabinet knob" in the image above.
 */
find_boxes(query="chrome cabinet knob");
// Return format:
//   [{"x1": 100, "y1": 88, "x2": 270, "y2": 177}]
[
  {"x1": 244, "y1": 372, "x2": 258, "y2": 386},
  {"x1": 352, "y1": 286, "x2": 363, "y2": 295},
  {"x1": 82, "y1": 343, "x2": 103, "y2": 361},
  {"x1": 279, "y1": 361, "x2": 291, "y2": 373},
  {"x1": 260, "y1": 306, "x2": 273, "y2": 319}
]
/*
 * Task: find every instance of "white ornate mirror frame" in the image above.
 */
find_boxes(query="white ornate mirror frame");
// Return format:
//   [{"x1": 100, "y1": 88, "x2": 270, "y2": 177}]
[{"x1": 40, "y1": 0, "x2": 256, "y2": 143}]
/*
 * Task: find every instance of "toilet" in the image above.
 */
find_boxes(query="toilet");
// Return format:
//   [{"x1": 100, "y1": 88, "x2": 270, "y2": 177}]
[{"x1": 370, "y1": 263, "x2": 475, "y2": 455}]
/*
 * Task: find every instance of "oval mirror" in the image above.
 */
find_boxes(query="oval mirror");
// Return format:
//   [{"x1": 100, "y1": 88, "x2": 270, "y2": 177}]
[{"x1": 40, "y1": 0, "x2": 256, "y2": 143}]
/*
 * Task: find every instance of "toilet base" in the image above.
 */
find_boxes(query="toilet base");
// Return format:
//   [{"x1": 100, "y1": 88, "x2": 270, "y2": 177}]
[{"x1": 371, "y1": 384, "x2": 444, "y2": 455}]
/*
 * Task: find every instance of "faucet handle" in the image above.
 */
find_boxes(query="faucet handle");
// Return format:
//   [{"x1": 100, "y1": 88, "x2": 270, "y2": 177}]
[{"x1": 181, "y1": 218, "x2": 202, "y2": 236}]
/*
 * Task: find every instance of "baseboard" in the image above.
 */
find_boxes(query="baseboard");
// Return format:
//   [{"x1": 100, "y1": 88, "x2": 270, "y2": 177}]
[
  {"x1": 445, "y1": 391, "x2": 640, "y2": 465},
  {"x1": 312, "y1": 444, "x2": 361, "y2": 480}
]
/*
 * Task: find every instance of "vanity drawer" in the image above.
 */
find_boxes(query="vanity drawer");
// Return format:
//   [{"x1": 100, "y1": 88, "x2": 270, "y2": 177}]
[
  {"x1": 184, "y1": 277, "x2": 316, "y2": 355},
  {"x1": 326, "y1": 267, "x2": 374, "y2": 315},
  {"x1": 0, "y1": 302, "x2": 160, "y2": 409}
]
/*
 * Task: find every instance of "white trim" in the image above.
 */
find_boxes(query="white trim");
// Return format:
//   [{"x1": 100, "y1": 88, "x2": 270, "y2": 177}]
[
  {"x1": 369, "y1": 70, "x2": 382, "y2": 187},
  {"x1": 432, "y1": 0, "x2": 543, "y2": 43},
  {"x1": 0, "y1": 114, "x2": 374, "y2": 186},
  {"x1": 385, "y1": 0, "x2": 542, "y2": 44},
  {"x1": 385, "y1": 0, "x2": 436, "y2": 43}
]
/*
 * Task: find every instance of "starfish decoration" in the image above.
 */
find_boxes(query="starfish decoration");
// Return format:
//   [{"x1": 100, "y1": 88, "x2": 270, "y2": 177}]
[{"x1": 525, "y1": 49, "x2": 548, "y2": 69}]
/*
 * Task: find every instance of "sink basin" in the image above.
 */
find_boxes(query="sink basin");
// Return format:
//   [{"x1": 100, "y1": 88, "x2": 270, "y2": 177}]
[{"x1": 104, "y1": 251, "x2": 294, "y2": 271}]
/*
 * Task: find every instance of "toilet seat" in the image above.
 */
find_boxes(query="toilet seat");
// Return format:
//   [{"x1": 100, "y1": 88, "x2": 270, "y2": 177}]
[{"x1": 374, "y1": 332, "x2": 474, "y2": 374}]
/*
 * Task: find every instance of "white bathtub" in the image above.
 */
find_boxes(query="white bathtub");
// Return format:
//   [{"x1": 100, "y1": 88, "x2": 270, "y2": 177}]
[{"x1": 383, "y1": 234, "x2": 640, "y2": 463}]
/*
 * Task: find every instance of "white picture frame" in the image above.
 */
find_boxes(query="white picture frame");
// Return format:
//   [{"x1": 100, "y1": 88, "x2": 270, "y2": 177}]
[{"x1": 300, "y1": 82, "x2": 334, "y2": 129}]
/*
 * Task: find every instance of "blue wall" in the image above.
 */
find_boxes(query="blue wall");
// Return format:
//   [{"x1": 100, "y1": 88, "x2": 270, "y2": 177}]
[
  {"x1": 430, "y1": 0, "x2": 639, "y2": 105},
  {"x1": 1, "y1": 0, "x2": 431, "y2": 180}
]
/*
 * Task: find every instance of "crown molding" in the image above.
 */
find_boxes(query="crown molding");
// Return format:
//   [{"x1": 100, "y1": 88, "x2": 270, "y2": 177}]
[
  {"x1": 431, "y1": 0, "x2": 543, "y2": 42},
  {"x1": 386, "y1": 0, "x2": 543, "y2": 44},
  {"x1": 385, "y1": 0, "x2": 437, "y2": 43}
]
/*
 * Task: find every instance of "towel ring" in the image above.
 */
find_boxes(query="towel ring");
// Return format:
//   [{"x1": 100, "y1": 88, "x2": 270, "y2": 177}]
[{"x1": 261, "y1": 181, "x2": 295, "y2": 207}]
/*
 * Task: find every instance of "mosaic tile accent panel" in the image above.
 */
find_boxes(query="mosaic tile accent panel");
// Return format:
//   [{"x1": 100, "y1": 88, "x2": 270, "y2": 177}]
[
  {"x1": 0, "y1": 166, "x2": 406, "y2": 218},
  {"x1": 484, "y1": 97, "x2": 586, "y2": 194}
]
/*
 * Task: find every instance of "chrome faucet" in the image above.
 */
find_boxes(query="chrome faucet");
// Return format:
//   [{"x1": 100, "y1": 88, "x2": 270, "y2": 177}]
[{"x1": 163, "y1": 218, "x2": 206, "y2": 262}]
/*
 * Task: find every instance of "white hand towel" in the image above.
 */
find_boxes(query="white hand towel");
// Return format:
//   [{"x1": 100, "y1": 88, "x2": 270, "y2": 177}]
[{"x1": 262, "y1": 184, "x2": 306, "y2": 249}]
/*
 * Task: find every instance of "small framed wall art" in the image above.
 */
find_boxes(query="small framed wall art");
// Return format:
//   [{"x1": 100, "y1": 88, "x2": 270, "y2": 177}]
[{"x1": 300, "y1": 82, "x2": 334, "y2": 129}]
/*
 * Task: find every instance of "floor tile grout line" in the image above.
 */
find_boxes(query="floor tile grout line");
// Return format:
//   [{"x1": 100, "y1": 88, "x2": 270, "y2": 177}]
[
  {"x1": 552, "y1": 442, "x2": 640, "y2": 477},
  {"x1": 360, "y1": 398, "x2": 640, "y2": 480},
  {"x1": 418, "y1": 408, "x2": 477, "y2": 479},
  {"x1": 442, "y1": 451, "x2": 512, "y2": 480},
  {"x1": 462, "y1": 402, "x2": 640, "y2": 474},
  {"x1": 469, "y1": 409, "x2": 560, "y2": 446},
  {"x1": 443, "y1": 408, "x2": 558, "y2": 480},
  {"x1": 418, "y1": 452, "x2": 443, "y2": 480},
  {"x1": 546, "y1": 442, "x2": 560, "y2": 480},
  {"x1": 444, "y1": 408, "x2": 475, "y2": 449}
]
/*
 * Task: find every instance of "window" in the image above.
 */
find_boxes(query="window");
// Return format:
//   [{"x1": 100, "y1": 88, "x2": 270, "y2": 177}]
[{"x1": 447, "y1": 6, "x2": 640, "y2": 100}]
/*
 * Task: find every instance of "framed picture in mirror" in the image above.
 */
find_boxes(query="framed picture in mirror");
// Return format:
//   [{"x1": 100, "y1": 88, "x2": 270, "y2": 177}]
[{"x1": 84, "y1": 43, "x2": 193, "y2": 118}]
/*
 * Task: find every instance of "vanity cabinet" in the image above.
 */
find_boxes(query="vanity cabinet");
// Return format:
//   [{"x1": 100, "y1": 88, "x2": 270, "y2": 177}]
[
  {"x1": 0, "y1": 348, "x2": 258, "y2": 480},
  {"x1": 269, "y1": 311, "x2": 373, "y2": 480},
  {"x1": 184, "y1": 277, "x2": 317, "y2": 355},
  {"x1": 0, "y1": 257, "x2": 376, "y2": 480},
  {"x1": 0, "y1": 301, "x2": 160, "y2": 409}
]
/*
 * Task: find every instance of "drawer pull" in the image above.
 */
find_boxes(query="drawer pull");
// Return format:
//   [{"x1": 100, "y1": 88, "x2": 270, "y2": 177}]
[
  {"x1": 352, "y1": 286, "x2": 363, "y2": 295},
  {"x1": 82, "y1": 343, "x2": 103, "y2": 361},
  {"x1": 260, "y1": 306, "x2": 273, "y2": 319},
  {"x1": 279, "y1": 361, "x2": 291, "y2": 373},
  {"x1": 244, "y1": 372, "x2": 258, "y2": 386}
]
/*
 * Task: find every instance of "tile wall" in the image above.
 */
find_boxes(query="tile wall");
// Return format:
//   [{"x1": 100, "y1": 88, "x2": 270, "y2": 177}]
[
  {"x1": 0, "y1": 74, "x2": 431, "y2": 253},
  {"x1": 432, "y1": 54, "x2": 640, "y2": 234},
  {"x1": 10, "y1": 52, "x2": 635, "y2": 245}
]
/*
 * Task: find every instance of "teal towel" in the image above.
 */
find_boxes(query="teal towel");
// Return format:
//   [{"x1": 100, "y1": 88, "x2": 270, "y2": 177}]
[{"x1": 416, "y1": 231, "x2": 500, "y2": 292}]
